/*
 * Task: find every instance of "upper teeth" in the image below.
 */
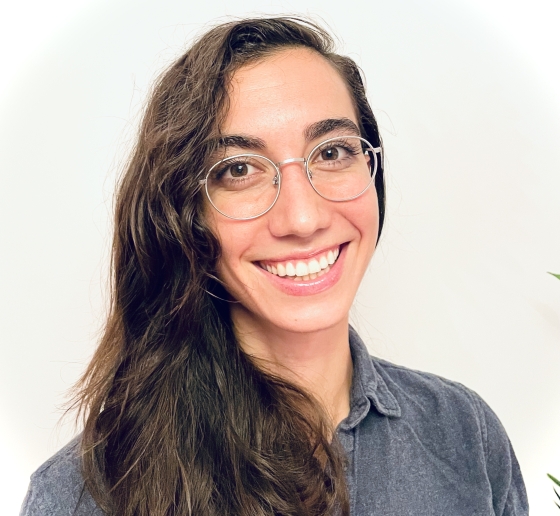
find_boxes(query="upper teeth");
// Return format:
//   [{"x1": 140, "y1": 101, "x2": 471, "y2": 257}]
[{"x1": 262, "y1": 248, "x2": 340, "y2": 278}]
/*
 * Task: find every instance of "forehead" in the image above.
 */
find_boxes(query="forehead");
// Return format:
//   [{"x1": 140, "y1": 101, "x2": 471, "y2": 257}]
[{"x1": 223, "y1": 48, "x2": 358, "y2": 136}]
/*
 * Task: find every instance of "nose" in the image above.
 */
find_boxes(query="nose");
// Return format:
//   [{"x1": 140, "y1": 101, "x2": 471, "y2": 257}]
[{"x1": 267, "y1": 160, "x2": 332, "y2": 238}]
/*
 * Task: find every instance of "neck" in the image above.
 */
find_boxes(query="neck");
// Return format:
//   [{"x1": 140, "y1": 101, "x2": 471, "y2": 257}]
[{"x1": 231, "y1": 306, "x2": 353, "y2": 427}]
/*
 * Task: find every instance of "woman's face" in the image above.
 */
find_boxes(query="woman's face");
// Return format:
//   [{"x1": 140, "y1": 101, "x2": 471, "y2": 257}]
[{"x1": 206, "y1": 48, "x2": 379, "y2": 336}]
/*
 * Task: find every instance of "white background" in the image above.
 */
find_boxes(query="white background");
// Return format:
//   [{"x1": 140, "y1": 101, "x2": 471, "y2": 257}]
[{"x1": 1, "y1": 0, "x2": 559, "y2": 514}]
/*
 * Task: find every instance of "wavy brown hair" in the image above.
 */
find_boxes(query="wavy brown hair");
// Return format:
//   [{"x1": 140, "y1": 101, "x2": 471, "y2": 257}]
[{"x1": 72, "y1": 17, "x2": 385, "y2": 516}]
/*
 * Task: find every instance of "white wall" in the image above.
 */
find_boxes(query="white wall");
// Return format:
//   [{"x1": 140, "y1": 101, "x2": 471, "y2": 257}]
[{"x1": 1, "y1": 0, "x2": 559, "y2": 514}]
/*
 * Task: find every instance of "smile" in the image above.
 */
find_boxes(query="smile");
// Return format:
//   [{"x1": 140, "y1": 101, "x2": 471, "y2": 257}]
[{"x1": 258, "y1": 246, "x2": 341, "y2": 281}]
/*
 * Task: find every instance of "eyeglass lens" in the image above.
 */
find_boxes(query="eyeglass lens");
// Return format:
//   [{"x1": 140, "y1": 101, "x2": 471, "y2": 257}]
[{"x1": 205, "y1": 136, "x2": 376, "y2": 220}]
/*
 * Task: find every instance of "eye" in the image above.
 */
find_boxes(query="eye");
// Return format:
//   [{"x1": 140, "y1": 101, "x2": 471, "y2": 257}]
[
  {"x1": 228, "y1": 162, "x2": 250, "y2": 178},
  {"x1": 215, "y1": 159, "x2": 260, "y2": 181},
  {"x1": 207, "y1": 155, "x2": 277, "y2": 193},
  {"x1": 314, "y1": 140, "x2": 362, "y2": 163},
  {"x1": 312, "y1": 140, "x2": 360, "y2": 166},
  {"x1": 320, "y1": 146, "x2": 340, "y2": 161}
]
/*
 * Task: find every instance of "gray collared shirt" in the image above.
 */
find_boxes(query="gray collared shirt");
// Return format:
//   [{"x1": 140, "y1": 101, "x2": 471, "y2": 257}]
[{"x1": 21, "y1": 328, "x2": 528, "y2": 515}]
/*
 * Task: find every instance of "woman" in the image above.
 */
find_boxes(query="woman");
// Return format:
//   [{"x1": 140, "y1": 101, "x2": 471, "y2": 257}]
[{"x1": 21, "y1": 17, "x2": 528, "y2": 516}]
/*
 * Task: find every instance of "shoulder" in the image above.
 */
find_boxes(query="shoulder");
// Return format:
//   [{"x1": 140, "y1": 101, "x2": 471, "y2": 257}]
[
  {"x1": 370, "y1": 357, "x2": 528, "y2": 514},
  {"x1": 371, "y1": 356, "x2": 503, "y2": 455},
  {"x1": 20, "y1": 435, "x2": 102, "y2": 516},
  {"x1": 373, "y1": 357, "x2": 487, "y2": 418}
]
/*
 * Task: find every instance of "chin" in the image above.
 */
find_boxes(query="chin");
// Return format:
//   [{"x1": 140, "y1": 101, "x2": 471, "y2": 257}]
[{"x1": 231, "y1": 295, "x2": 352, "y2": 337}]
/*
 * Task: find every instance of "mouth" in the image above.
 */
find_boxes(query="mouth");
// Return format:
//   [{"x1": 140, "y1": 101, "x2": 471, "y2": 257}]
[{"x1": 257, "y1": 245, "x2": 341, "y2": 282}]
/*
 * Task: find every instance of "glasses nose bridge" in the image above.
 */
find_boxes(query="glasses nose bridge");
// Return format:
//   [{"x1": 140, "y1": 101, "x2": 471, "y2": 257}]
[
  {"x1": 275, "y1": 157, "x2": 310, "y2": 189},
  {"x1": 276, "y1": 156, "x2": 307, "y2": 170}
]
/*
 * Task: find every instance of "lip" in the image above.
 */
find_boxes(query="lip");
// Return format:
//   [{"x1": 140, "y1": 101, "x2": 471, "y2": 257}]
[{"x1": 254, "y1": 243, "x2": 347, "y2": 296}]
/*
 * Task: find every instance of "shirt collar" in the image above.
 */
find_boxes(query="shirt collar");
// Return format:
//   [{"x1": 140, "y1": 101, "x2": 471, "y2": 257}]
[{"x1": 338, "y1": 326, "x2": 401, "y2": 431}]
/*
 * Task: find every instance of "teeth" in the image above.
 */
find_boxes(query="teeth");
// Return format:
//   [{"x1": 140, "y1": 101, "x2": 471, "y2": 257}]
[
  {"x1": 308, "y1": 259, "x2": 320, "y2": 274},
  {"x1": 261, "y1": 247, "x2": 341, "y2": 280}
]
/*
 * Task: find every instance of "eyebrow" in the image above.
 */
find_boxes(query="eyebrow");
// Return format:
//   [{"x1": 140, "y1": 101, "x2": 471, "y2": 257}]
[
  {"x1": 215, "y1": 117, "x2": 361, "y2": 152},
  {"x1": 303, "y1": 118, "x2": 361, "y2": 141},
  {"x1": 216, "y1": 134, "x2": 267, "y2": 151}
]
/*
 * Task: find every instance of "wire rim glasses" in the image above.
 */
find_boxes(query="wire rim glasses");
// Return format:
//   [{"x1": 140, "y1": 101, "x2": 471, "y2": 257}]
[{"x1": 200, "y1": 135, "x2": 382, "y2": 220}]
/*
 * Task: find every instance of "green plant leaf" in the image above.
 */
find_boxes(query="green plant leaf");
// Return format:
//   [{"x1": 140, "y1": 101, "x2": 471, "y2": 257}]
[
  {"x1": 548, "y1": 475, "x2": 560, "y2": 509},
  {"x1": 548, "y1": 272, "x2": 560, "y2": 280}
]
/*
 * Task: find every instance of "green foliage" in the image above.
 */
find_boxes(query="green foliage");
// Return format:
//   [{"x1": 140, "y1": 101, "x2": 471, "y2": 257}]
[
  {"x1": 548, "y1": 474, "x2": 560, "y2": 509},
  {"x1": 548, "y1": 272, "x2": 560, "y2": 280}
]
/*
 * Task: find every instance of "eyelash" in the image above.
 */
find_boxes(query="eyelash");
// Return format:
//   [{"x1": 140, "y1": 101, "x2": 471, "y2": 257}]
[
  {"x1": 211, "y1": 138, "x2": 363, "y2": 179},
  {"x1": 316, "y1": 140, "x2": 361, "y2": 158},
  {"x1": 212, "y1": 158, "x2": 252, "y2": 181}
]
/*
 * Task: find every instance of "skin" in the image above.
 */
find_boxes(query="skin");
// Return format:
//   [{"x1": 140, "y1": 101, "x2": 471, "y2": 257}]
[{"x1": 206, "y1": 48, "x2": 379, "y2": 426}]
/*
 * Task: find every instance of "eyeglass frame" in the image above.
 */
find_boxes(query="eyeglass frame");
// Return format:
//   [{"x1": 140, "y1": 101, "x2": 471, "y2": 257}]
[{"x1": 198, "y1": 135, "x2": 383, "y2": 221}]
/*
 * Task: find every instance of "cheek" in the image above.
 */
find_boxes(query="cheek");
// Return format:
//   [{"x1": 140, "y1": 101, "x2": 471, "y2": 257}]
[
  {"x1": 204, "y1": 209, "x2": 233, "y2": 275},
  {"x1": 208, "y1": 215, "x2": 260, "y2": 281},
  {"x1": 346, "y1": 189, "x2": 379, "y2": 242},
  {"x1": 349, "y1": 197, "x2": 379, "y2": 276}
]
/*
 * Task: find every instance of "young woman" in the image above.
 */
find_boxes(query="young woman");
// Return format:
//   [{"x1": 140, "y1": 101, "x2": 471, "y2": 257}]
[{"x1": 21, "y1": 17, "x2": 528, "y2": 516}]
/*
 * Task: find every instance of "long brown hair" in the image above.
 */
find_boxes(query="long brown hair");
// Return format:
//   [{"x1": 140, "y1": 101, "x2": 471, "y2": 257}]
[{"x1": 73, "y1": 17, "x2": 385, "y2": 516}]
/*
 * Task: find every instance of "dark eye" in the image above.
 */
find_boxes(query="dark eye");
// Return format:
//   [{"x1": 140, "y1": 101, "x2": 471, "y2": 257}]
[
  {"x1": 230, "y1": 163, "x2": 248, "y2": 177},
  {"x1": 321, "y1": 147, "x2": 339, "y2": 160}
]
